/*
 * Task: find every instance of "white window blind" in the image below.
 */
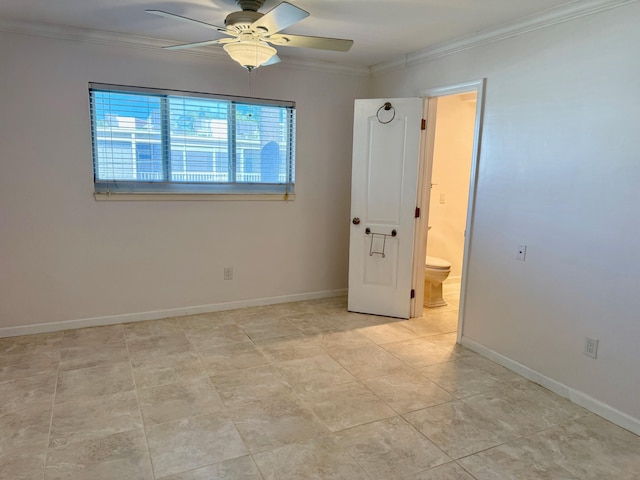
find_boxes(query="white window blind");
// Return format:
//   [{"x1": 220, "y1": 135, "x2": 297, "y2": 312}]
[{"x1": 89, "y1": 83, "x2": 295, "y2": 195}]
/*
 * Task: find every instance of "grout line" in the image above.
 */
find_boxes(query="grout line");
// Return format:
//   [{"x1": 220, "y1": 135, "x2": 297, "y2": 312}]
[
  {"x1": 123, "y1": 328, "x2": 157, "y2": 479},
  {"x1": 41, "y1": 333, "x2": 64, "y2": 480}
]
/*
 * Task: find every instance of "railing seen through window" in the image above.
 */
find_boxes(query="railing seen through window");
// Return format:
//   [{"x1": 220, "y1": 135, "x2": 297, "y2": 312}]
[{"x1": 89, "y1": 83, "x2": 296, "y2": 195}]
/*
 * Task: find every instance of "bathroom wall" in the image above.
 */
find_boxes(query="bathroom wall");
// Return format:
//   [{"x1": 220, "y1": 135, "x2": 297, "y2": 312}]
[
  {"x1": 426, "y1": 93, "x2": 476, "y2": 282},
  {"x1": 372, "y1": 2, "x2": 640, "y2": 431},
  {"x1": 0, "y1": 29, "x2": 370, "y2": 334}
]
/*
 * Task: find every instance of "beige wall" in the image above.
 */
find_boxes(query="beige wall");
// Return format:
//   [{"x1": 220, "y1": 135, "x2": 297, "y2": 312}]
[
  {"x1": 426, "y1": 93, "x2": 475, "y2": 281},
  {"x1": 0, "y1": 31, "x2": 369, "y2": 332},
  {"x1": 372, "y1": 3, "x2": 640, "y2": 429}
]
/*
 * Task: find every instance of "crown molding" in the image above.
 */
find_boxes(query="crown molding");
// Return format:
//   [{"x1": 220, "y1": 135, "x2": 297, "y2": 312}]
[
  {"x1": 0, "y1": 18, "x2": 370, "y2": 77},
  {"x1": 371, "y1": 0, "x2": 639, "y2": 76}
]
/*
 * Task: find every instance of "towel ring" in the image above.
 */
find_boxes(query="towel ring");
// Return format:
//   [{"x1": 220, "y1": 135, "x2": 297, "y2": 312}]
[{"x1": 376, "y1": 102, "x2": 395, "y2": 124}]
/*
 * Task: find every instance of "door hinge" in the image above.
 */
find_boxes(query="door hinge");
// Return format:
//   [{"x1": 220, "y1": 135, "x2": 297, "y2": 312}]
[
  {"x1": 415, "y1": 207, "x2": 420, "y2": 218},
  {"x1": 410, "y1": 289, "x2": 415, "y2": 299},
  {"x1": 421, "y1": 118, "x2": 426, "y2": 130}
]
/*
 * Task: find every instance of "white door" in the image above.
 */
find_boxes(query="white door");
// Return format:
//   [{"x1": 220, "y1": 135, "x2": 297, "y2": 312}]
[{"x1": 348, "y1": 98, "x2": 424, "y2": 318}]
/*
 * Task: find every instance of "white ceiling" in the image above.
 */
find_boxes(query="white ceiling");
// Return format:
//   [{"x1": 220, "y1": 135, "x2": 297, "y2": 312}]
[{"x1": 0, "y1": 0, "x2": 583, "y2": 67}]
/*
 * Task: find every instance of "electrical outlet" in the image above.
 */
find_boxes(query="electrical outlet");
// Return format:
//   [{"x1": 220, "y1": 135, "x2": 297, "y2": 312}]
[
  {"x1": 224, "y1": 267, "x2": 233, "y2": 280},
  {"x1": 516, "y1": 244, "x2": 527, "y2": 261},
  {"x1": 584, "y1": 337, "x2": 599, "y2": 359}
]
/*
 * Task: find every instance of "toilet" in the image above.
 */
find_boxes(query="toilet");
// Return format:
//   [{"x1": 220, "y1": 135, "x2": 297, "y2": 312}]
[{"x1": 424, "y1": 256, "x2": 451, "y2": 307}]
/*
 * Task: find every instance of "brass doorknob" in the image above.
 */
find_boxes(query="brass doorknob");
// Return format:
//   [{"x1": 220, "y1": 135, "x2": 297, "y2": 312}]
[{"x1": 352, "y1": 217, "x2": 361, "y2": 225}]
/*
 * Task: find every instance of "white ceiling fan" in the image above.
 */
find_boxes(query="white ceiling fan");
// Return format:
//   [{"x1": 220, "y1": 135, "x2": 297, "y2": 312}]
[{"x1": 147, "y1": 0, "x2": 354, "y2": 71}]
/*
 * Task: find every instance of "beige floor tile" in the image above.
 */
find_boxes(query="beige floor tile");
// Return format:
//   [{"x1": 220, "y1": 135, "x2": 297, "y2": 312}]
[
  {"x1": 237, "y1": 318, "x2": 301, "y2": 341},
  {"x1": 0, "y1": 373, "x2": 57, "y2": 414},
  {"x1": 0, "y1": 350, "x2": 60, "y2": 382},
  {"x1": 468, "y1": 355, "x2": 527, "y2": 383},
  {"x1": 59, "y1": 327, "x2": 128, "y2": 371},
  {"x1": 499, "y1": 414, "x2": 640, "y2": 480},
  {"x1": 458, "y1": 438, "x2": 581, "y2": 480},
  {"x1": 315, "y1": 330, "x2": 377, "y2": 353},
  {"x1": 331, "y1": 311, "x2": 390, "y2": 330},
  {"x1": 275, "y1": 301, "x2": 326, "y2": 317},
  {"x1": 45, "y1": 429, "x2": 154, "y2": 480},
  {"x1": 299, "y1": 382, "x2": 395, "y2": 432},
  {"x1": 310, "y1": 295, "x2": 348, "y2": 307},
  {"x1": 159, "y1": 455, "x2": 262, "y2": 480},
  {"x1": 127, "y1": 332, "x2": 193, "y2": 361},
  {"x1": 146, "y1": 413, "x2": 248, "y2": 478},
  {"x1": 275, "y1": 354, "x2": 355, "y2": 392},
  {"x1": 176, "y1": 311, "x2": 236, "y2": 330},
  {"x1": 0, "y1": 401, "x2": 52, "y2": 454},
  {"x1": 227, "y1": 392, "x2": 329, "y2": 453},
  {"x1": 252, "y1": 435, "x2": 369, "y2": 480},
  {"x1": 0, "y1": 332, "x2": 62, "y2": 356},
  {"x1": 462, "y1": 382, "x2": 589, "y2": 438},
  {"x1": 209, "y1": 365, "x2": 292, "y2": 407},
  {"x1": 318, "y1": 302, "x2": 352, "y2": 315},
  {"x1": 132, "y1": 352, "x2": 208, "y2": 388},
  {"x1": 227, "y1": 305, "x2": 282, "y2": 322},
  {"x1": 62, "y1": 325, "x2": 125, "y2": 345},
  {"x1": 198, "y1": 342, "x2": 269, "y2": 375},
  {"x1": 401, "y1": 312, "x2": 459, "y2": 337},
  {"x1": 329, "y1": 344, "x2": 410, "y2": 379},
  {"x1": 2, "y1": 298, "x2": 636, "y2": 479},
  {"x1": 256, "y1": 335, "x2": 325, "y2": 362},
  {"x1": 123, "y1": 318, "x2": 184, "y2": 340},
  {"x1": 185, "y1": 325, "x2": 251, "y2": 351},
  {"x1": 363, "y1": 370, "x2": 453, "y2": 414},
  {"x1": 138, "y1": 379, "x2": 225, "y2": 425},
  {"x1": 335, "y1": 416, "x2": 450, "y2": 479},
  {"x1": 284, "y1": 313, "x2": 346, "y2": 335},
  {"x1": 55, "y1": 362, "x2": 134, "y2": 404},
  {"x1": 418, "y1": 358, "x2": 505, "y2": 398},
  {"x1": 49, "y1": 391, "x2": 143, "y2": 448},
  {"x1": 357, "y1": 322, "x2": 419, "y2": 345},
  {"x1": 382, "y1": 334, "x2": 471, "y2": 367},
  {"x1": 404, "y1": 400, "x2": 516, "y2": 459},
  {"x1": 59, "y1": 342, "x2": 130, "y2": 372},
  {"x1": 0, "y1": 446, "x2": 47, "y2": 480},
  {"x1": 406, "y1": 462, "x2": 477, "y2": 480}
]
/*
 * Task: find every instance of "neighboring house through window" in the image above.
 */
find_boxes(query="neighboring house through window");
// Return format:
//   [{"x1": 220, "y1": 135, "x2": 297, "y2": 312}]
[{"x1": 89, "y1": 83, "x2": 296, "y2": 195}]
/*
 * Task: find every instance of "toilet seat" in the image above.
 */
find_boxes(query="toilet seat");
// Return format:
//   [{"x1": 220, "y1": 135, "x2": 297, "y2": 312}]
[{"x1": 425, "y1": 256, "x2": 451, "y2": 270}]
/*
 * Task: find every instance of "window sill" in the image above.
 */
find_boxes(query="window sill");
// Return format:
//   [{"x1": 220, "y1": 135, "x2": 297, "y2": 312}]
[{"x1": 94, "y1": 192, "x2": 296, "y2": 201}]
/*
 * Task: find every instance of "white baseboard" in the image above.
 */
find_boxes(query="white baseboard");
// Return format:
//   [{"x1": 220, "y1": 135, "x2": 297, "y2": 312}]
[
  {"x1": 460, "y1": 336, "x2": 640, "y2": 437},
  {"x1": 0, "y1": 289, "x2": 348, "y2": 338}
]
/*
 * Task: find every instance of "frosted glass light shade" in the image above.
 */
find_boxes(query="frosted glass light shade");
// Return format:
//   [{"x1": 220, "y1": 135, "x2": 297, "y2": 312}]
[{"x1": 223, "y1": 41, "x2": 277, "y2": 70}]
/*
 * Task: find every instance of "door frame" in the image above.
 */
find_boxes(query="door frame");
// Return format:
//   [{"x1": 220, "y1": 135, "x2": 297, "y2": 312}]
[{"x1": 410, "y1": 79, "x2": 486, "y2": 343}]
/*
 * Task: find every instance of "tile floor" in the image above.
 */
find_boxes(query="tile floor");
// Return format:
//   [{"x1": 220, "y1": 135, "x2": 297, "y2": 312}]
[{"x1": 2, "y1": 283, "x2": 640, "y2": 479}]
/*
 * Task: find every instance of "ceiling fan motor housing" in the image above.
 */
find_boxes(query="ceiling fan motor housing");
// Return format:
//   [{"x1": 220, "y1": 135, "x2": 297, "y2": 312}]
[
  {"x1": 225, "y1": 8, "x2": 264, "y2": 31},
  {"x1": 235, "y1": 0, "x2": 265, "y2": 11}
]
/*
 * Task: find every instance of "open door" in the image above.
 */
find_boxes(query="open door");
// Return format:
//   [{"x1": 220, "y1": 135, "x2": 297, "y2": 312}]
[{"x1": 348, "y1": 98, "x2": 424, "y2": 319}]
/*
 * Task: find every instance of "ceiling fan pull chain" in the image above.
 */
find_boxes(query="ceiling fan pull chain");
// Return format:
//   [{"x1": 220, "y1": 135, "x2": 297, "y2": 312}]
[{"x1": 376, "y1": 102, "x2": 395, "y2": 124}]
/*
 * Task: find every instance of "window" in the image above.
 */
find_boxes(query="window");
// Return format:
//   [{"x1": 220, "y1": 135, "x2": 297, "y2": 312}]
[{"x1": 89, "y1": 83, "x2": 296, "y2": 195}]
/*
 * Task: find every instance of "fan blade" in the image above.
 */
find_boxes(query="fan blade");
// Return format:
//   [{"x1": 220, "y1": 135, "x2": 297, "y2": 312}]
[
  {"x1": 251, "y1": 2, "x2": 309, "y2": 35},
  {"x1": 262, "y1": 54, "x2": 281, "y2": 66},
  {"x1": 269, "y1": 34, "x2": 353, "y2": 52},
  {"x1": 146, "y1": 10, "x2": 230, "y2": 34},
  {"x1": 163, "y1": 38, "x2": 234, "y2": 51}
]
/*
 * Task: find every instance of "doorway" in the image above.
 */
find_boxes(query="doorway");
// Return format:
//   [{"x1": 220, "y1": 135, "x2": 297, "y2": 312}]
[{"x1": 411, "y1": 81, "x2": 485, "y2": 342}]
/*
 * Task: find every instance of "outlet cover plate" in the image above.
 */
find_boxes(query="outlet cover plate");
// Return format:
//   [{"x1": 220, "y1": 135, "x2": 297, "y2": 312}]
[
  {"x1": 516, "y1": 244, "x2": 527, "y2": 261},
  {"x1": 224, "y1": 267, "x2": 233, "y2": 280},
  {"x1": 584, "y1": 337, "x2": 599, "y2": 359}
]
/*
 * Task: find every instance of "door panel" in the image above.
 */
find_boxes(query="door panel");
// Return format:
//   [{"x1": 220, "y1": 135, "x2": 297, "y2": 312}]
[{"x1": 348, "y1": 98, "x2": 423, "y2": 319}]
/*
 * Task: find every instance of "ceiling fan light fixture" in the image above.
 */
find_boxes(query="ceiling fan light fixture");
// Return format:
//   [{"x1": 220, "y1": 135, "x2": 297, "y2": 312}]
[{"x1": 223, "y1": 40, "x2": 276, "y2": 70}]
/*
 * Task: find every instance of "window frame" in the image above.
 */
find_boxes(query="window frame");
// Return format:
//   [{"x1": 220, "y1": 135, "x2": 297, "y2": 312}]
[{"x1": 89, "y1": 83, "x2": 296, "y2": 198}]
